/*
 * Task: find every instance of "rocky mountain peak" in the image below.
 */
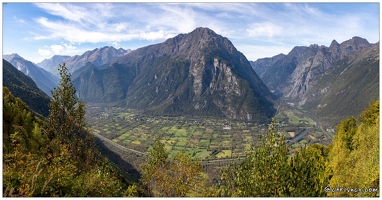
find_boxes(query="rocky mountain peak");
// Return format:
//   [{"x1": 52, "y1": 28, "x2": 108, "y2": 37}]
[
  {"x1": 100, "y1": 46, "x2": 112, "y2": 50},
  {"x1": 350, "y1": 36, "x2": 370, "y2": 45},
  {"x1": 341, "y1": 36, "x2": 371, "y2": 51},
  {"x1": 3, "y1": 53, "x2": 59, "y2": 97},
  {"x1": 74, "y1": 27, "x2": 275, "y2": 122},
  {"x1": 51, "y1": 55, "x2": 69, "y2": 59},
  {"x1": 191, "y1": 27, "x2": 218, "y2": 38},
  {"x1": 60, "y1": 46, "x2": 130, "y2": 73},
  {"x1": 3, "y1": 53, "x2": 23, "y2": 61},
  {"x1": 137, "y1": 27, "x2": 237, "y2": 64},
  {"x1": 329, "y1": 39, "x2": 340, "y2": 50}
]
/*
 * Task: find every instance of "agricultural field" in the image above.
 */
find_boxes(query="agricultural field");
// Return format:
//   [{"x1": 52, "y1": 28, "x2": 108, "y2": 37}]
[
  {"x1": 275, "y1": 109, "x2": 316, "y2": 127},
  {"x1": 86, "y1": 104, "x2": 332, "y2": 161}
]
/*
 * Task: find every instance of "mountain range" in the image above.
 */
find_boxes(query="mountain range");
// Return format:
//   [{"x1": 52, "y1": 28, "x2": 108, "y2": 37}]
[
  {"x1": 3, "y1": 59, "x2": 51, "y2": 117},
  {"x1": 72, "y1": 27, "x2": 276, "y2": 122},
  {"x1": 251, "y1": 36, "x2": 379, "y2": 125},
  {"x1": 36, "y1": 46, "x2": 131, "y2": 76},
  {"x1": 36, "y1": 55, "x2": 70, "y2": 76},
  {"x1": 3, "y1": 27, "x2": 378, "y2": 125},
  {"x1": 3, "y1": 53, "x2": 59, "y2": 97}
]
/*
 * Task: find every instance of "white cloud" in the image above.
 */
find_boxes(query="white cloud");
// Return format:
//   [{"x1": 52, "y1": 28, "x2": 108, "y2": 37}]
[
  {"x1": 37, "y1": 42, "x2": 78, "y2": 59},
  {"x1": 50, "y1": 44, "x2": 64, "y2": 54},
  {"x1": 34, "y1": 3, "x2": 113, "y2": 28},
  {"x1": 115, "y1": 23, "x2": 127, "y2": 32},
  {"x1": 139, "y1": 30, "x2": 174, "y2": 41},
  {"x1": 34, "y1": 15, "x2": 177, "y2": 44},
  {"x1": 17, "y1": 18, "x2": 25, "y2": 24},
  {"x1": 112, "y1": 41, "x2": 119, "y2": 47},
  {"x1": 35, "y1": 3, "x2": 86, "y2": 23},
  {"x1": 153, "y1": 4, "x2": 197, "y2": 33},
  {"x1": 62, "y1": 43, "x2": 76, "y2": 50},
  {"x1": 38, "y1": 48, "x2": 52, "y2": 56},
  {"x1": 28, "y1": 3, "x2": 378, "y2": 61},
  {"x1": 12, "y1": 15, "x2": 26, "y2": 24},
  {"x1": 246, "y1": 22, "x2": 282, "y2": 38}
]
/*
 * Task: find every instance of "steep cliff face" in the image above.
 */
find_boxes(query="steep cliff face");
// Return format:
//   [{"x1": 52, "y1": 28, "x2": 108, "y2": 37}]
[
  {"x1": 252, "y1": 36, "x2": 375, "y2": 103},
  {"x1": 251, "y1": 37, "x2": 378, "y2": 125},
  {"x1": 74, "y1": 27, "x2": 275, "y2": 122}
]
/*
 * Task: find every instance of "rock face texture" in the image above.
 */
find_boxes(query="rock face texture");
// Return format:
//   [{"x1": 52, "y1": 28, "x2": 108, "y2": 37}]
[
  {"x1": 251, "y1": 37, "x2": 379, "y2": 125},
  {"x1": 73, "y1": 27, "x2": 276, "y2": 122}
]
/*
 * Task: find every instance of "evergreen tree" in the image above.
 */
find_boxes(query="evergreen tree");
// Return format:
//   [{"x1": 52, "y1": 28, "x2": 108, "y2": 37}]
[
  {"x1": 47, "y1": 63, "x2": 95, "y2": 167},
  {"x1": 3, "y1": 64, "x2": 136, "y2": 197}
]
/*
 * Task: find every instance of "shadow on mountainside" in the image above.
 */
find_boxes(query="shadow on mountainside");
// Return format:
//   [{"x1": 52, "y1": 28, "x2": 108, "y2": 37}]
[{"x1": 95, "y1": 137, "x2": 143, "y2": 183}]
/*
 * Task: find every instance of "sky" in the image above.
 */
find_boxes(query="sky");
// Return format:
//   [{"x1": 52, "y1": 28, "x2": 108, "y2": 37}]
[{"x1": 2, "y1": 2, "x2": 380, "y2": 63}]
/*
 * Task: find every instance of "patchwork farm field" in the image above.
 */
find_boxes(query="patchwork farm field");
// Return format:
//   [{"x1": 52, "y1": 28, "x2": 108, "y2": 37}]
[
  {"x1": 86, "y1": 103, "x2": 332, "y2": 161},
  {"x1": 86, "y1": 105, "x2": 268, "y2": 160}
]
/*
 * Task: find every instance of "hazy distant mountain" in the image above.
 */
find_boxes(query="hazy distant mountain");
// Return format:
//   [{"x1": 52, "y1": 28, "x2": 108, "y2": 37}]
[
  {"x1": 3, "y1": 59, "x2": 50, "y2": 117},
  {"x1": 251, "y1": 37, "x2": 379, "y2": 125},
  {"x1": 36, "y1": 55, "x2": 70, "y2": 76},
  {"x1": 3, "y1": 53, "x2": 59, "y2": 97},
  {"x1": 73, "y1": 27, "x2": 276, "y2": 122},
  {"x1": 37, "y1": 46, "x2": 131, "y2": 76},
  {"x1": 64, "y1": 46, "x2": 131, "y2": 73}
]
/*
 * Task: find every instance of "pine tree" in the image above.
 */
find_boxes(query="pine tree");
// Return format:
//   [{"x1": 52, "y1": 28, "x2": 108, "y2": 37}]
[
  {"x1": 48, "y1": 63, "x2": 86, "y2": 140},
  {"x1": 3, "y1": 69, "x2": 135, "y2": 197},
  {"x1": 47, "y1": 63, "x2": 95, "y2": 165}
]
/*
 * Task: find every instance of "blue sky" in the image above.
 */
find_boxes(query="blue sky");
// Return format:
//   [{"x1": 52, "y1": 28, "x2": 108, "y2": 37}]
[{"x1": 2, "y1": 2, "x2": 380, "y2": 63}]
